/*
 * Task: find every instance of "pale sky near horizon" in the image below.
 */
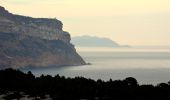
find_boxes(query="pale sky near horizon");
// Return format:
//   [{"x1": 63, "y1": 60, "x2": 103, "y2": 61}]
[{"x1": 0, "y1": 0, "x2": 170, "y2": 46}]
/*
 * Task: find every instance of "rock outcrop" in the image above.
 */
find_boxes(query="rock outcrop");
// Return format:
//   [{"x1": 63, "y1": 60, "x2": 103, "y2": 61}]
[{"x1": 0, "y1": 6, "x2": 86, "y2": 69}]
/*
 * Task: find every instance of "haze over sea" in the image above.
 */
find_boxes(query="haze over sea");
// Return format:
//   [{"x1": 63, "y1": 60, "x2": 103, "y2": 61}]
[{"x1": 23, "y1": 47, "x2": 170, "y2": 85}]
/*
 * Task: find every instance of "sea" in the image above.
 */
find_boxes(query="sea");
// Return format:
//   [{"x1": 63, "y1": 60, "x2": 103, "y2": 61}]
[{"x1": 23, "y1": 47, "x2": 170, "y2": 85}]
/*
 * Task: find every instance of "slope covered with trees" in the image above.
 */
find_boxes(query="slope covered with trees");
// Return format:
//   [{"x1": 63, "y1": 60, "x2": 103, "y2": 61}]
[{"x1": 0, "y1": 68, "x2": 170, "y2": 100}]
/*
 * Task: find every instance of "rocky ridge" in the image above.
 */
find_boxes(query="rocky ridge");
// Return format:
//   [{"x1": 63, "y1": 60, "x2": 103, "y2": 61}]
[
  {"x1": 0, "y1": 6, "x2": 86, "y2": 69},
  {"x1": 0, "y1": 6, "x2": 69, "y2": 43}
]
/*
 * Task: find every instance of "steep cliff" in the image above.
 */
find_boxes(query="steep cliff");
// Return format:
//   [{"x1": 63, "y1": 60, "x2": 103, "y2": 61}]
[
  {"x1": 0, "y1": 6, "x2": 70, "y2": 43},
  {"x1": 0, "y1": 6, "x2": 86, "y2": 69}
]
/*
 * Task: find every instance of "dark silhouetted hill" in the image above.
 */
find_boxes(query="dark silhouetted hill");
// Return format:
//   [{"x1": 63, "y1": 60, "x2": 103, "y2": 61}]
[{"x1": 0, "y1": 68, "x2": 170, "y2": 100}]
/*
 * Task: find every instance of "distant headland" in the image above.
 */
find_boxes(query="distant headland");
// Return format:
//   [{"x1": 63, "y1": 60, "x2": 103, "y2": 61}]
[{"x1": 72, "y1": 35, "x2": 129, "y2": 47}]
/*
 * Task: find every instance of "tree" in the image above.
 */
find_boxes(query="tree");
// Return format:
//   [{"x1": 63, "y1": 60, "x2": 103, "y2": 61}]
[{"x1": 124, "y1": 77, "x2": 138, "y2": 87}]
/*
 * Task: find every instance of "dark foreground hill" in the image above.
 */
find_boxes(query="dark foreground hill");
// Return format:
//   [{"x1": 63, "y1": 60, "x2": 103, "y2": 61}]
[
  {"x1": 0, "y1": 68, "x2": 170, "y2": 100},
  {"x1": 0, "y1": 6, "x2": 85, "y2": 69}
]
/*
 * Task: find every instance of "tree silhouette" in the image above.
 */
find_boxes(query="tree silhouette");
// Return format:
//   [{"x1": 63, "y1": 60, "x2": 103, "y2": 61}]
[{"x1": 0, "y1": 68, "x2": 170, "y2": 100}]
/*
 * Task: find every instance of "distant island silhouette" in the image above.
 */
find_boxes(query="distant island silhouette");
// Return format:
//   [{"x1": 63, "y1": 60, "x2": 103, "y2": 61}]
[
  {"x1": 0, "y1": 68, "x2": 170, "y2": 100},
  {"x1": 72, "y1": 35, "x2": 129, "y2": 47}
]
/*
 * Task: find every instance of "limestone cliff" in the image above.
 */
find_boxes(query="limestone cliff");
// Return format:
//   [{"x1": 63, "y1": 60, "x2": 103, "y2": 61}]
[
  {"x1": 0, "y1": 6, "x2": 69, "y2": 43},
  {"x1": 0, "y1": 6, "x2": 86, "y2": 69}
]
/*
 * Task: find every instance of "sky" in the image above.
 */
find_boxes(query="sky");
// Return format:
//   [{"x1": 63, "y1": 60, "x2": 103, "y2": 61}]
[{"x1": 0, "y1": 0, "x2": 170, "y2": 46}]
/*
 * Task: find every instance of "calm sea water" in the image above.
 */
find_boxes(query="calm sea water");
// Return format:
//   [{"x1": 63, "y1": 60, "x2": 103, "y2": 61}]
[{"x1": 23, "y1": 47, "x2": 170, "y2": 85}]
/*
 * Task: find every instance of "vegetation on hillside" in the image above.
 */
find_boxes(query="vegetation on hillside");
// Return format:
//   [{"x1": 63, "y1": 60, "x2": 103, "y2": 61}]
[{"x1": 0, "y1": 68, "x2": 170, "y2": 100}]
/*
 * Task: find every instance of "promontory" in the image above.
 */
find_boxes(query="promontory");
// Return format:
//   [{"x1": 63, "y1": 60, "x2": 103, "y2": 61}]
[{"x1": 0, "y1": 6, "x2": 86, "y2": 69}]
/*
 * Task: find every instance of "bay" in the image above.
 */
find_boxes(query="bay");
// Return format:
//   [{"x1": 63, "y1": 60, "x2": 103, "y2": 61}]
[{"x1": 23, "y1": 47, "x2": 170, "y2": 85}]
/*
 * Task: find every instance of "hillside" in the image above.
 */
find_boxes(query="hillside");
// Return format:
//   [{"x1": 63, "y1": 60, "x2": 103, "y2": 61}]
[
  {"x1": 0, "y1": 6, "x2": 86, "y2": 69},
  {"x1": 1, "y1": 68, "x2": 170, "y2": 100}
]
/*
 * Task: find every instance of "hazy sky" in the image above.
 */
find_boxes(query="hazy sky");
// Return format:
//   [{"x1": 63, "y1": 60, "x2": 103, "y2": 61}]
[{"x1": 1, "y1": 0, "x2": 170, "y2": 46}]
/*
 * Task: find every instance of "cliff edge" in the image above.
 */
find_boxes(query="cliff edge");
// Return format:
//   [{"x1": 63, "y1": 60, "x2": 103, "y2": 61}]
[{"x1": 0, "y1": 6, "x2": 86, "y2": 69}]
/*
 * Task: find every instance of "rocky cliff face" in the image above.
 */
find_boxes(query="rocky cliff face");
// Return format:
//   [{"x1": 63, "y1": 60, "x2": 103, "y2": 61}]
[
  {"x1": 0, "y1": 6, "x2": 70, "y2": 43},
  {"x1": 0, "y1": 6, "x2": 86, "y2": 69}
]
